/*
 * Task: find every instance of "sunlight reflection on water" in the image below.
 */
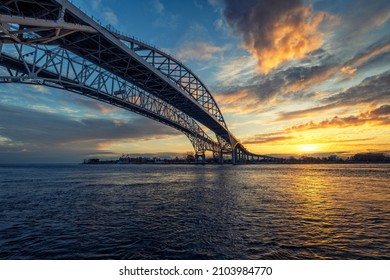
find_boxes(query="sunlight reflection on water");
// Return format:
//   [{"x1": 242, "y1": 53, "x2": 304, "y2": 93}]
[{"x1": 0, "y1": 164, "x2": 389, "y2": 259}]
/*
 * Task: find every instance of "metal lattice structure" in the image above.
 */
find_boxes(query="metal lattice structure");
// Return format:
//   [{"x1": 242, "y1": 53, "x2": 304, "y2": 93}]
[
  {"x1": 0, "y1": 43, "x2": 218, "y2": 154},
  {"x1": 0, "y1": 0, "x2": 278, "y2": 163}
]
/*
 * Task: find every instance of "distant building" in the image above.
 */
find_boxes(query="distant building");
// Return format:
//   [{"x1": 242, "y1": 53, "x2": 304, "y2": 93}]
[
  {"x1": 352, "y1": 153, "x2": 387, "y2": 162},
  {"x1": 328, "y1": 155, "x2": 339, "y2": 161},
  {"x1": 84, "y1": 158, "x2": 99, "y2": 164}
]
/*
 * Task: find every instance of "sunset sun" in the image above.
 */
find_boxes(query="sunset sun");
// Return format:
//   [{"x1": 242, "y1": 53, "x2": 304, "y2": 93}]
[{"x1": 299, "y1": 144, "x2": 319, "y2": 153}]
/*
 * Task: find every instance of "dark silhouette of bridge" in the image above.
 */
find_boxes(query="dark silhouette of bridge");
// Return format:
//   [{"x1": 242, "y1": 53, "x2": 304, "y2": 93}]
[{"x1": 0, "y1": 0, "x2": 278, "y2": 163}]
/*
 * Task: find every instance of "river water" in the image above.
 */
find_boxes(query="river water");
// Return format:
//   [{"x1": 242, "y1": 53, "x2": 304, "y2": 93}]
[{"x1": 0, "y1": 164, "x2": 389, "y2": 259}]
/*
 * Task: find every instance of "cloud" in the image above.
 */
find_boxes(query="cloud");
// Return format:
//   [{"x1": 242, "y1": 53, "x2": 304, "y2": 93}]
[
  {"x1": 214, "y1": 74, "x2": 286, "y2": 114},
  {"x1": 212, "y1": 48, "x2": 340, "y2": 113},
  {"x1": 277, "y1": 104, "x2": 336, "y2": 121},
  {"x1": 321, "y1": 71, "x2": 390, "y2": 107},
  {"x1": 242, "y1": 133, "x2": 376, "y2": 146},
  {"x1": 151, "y1": 0, "x2": 180, "y2": 29},
  {"x1": 277, "y1": 71, "x2": 390, "y2": 121},
  {"x1": 91, "y1": 0, "x2": 119, "y2": 26},
  {"x1": 215, "y1": 49, "x2": 390, "y2": 118},
  {"x1": 213, "y1": 54, "x2": 338, "y2": 114},
  {"x1": 342, "y1": 0, "x2": 390, "y2": 35},
  {"x1": 31, "y1": 84, "x2": 50, "y2": 94},
  {"x1": 339, "y1": 36, "x2": 390, "y2": 76},
  {"x1": 0, "y1": 104, "x2": 180, "y2": 162},
  {"x1": 152, "y1": 0, "x2": 165, "y2": 14},
  {"x1": 243, "y1": 134, "x2": 294, "y2": 145},
  {"x1": 242, "y1": 105, "x2": 389, "y2": 146},
  {"x1": 0, "y1": 104, "x2": 180, "y2": 144},
  {"x1": 0, "y1": 135, "x2": 12, "y2": 146},
  {"x1": 71, "y1": 96, "x2": 118, "y2": 114},
  {"x1": 215, "y1": 89, "x2": 261, "y2": 114},
  {"x1": 371, "y1": 105, "x2": 390, "y2": 116},
  {"x1": 31, "y1": 105, "x2": 56, "y2": 113},
  {"x1": 221, "y1": 0, "x2": 326, "y2": 73},
  {"x1": 275, "y1": 36, "x2": 390, "y2": 94},
  {"x1": 102, "y1": 10, "x2": 119, "y2": 26},
  {"x1": 213, "y1": 11, "x2": 390, "y2": 115},
  {"x1": 287, "y1": 105, "x2": 390, "y2": 132},
  {"x1": 214, "y1": 55, "x2": 258, "y2": 86},
  {"x1": 208, "y1": 0, "x2": 220, "y2": 6},
  {"x1": 176, "y1": 42, "x2": 229, "y2": 62},
  {"x1": 153, "y1": 14, "x2": 179, "y2": 29},
  {"x1": 215, "y1": 19, "x2": 223, "y2": 30}
]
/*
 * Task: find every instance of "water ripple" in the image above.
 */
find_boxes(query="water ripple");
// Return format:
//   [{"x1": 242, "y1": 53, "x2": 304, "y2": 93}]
[{"x1": 0, "y1": 164, "x2": 389, "y2": 259}]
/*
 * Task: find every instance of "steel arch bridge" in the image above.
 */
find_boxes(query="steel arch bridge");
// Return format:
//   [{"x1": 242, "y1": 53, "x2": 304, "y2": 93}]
[{"x1": 0, "y1": 0, "x2": 277, "y2": 163}]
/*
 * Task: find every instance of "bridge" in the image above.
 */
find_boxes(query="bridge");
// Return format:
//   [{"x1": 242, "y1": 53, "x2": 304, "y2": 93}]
[{"x1": 0, "y1": 0, "x2": 278, "y2": 164}]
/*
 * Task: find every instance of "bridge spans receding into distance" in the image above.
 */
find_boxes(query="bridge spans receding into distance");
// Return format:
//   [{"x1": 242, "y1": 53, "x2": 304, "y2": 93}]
[{"x1": 0, "y1": 0, "x2": 278, "y2": 164}]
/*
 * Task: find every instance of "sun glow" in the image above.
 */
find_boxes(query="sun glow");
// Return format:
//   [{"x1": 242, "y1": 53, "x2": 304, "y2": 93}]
[{"x1": 299, "y1": 144, "x2": 319, "y2": 152}]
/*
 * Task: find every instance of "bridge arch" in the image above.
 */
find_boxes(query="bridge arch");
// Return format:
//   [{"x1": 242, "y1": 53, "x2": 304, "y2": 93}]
[
  {"x1": 0, "y1": 43, "x2": 218, "y2": 155},
  {"x1": 0, "y1": 0, "x2": 279, "y2": 163}
]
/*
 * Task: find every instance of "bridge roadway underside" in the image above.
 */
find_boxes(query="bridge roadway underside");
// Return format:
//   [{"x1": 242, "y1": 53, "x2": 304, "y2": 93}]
[
  {"x1": 0, "y1": 0, "x2": 280, "y2": 164},
  {"x1": 0, "y1": 54, "x2": 195, "y2": 138},
  {"x1": 0, "y1": 0, "x2": 232, "y2": 144},
  {"x1": 59, "y1": 32, "x2": 233, "y2": 143}
]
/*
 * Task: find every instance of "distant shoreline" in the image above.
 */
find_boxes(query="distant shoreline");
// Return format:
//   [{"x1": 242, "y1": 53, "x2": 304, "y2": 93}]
[
  {"x1": 82, "y1": 161, "x2": 390, "y2": 165},
  {"x1": 82, "y1": 152, "x2": 390, "y2": 165}
]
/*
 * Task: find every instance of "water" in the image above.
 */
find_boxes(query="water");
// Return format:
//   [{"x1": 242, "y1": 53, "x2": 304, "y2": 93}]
[{"x1": 0, "y1": 164, "x2": 389, "y2": 259}]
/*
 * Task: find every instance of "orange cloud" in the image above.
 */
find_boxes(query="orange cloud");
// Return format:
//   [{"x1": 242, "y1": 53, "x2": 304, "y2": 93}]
[
  {"x1": 222, "y1": 0, "x2": 326, "y2": 73},
  {"x1": 242, "y1": 105, "x2": 389, "y2": 146},
  {"x1": 176, "y1": 42, "x2": 229, "y2": 61},
  {"x1": 97, "y1": 103, "x2": 116, "y2": 114},
  {"x1": 215, "y1": 90, "x2": 263, "y2": 114},
  {"x1": 337, "y1": 40, "x2": 390, "y2": 79},
  {"x1": 284, "y1": 40, "x2": 390, "y2": 93},
  {"x1": 243, "y1": 134, "x2": 294, "y2": 145},
  {"x1": 287, "y1": 105, "x2": 390, "y2": 131},
  {"x1": 340, "y1": 66, "x2": 357, "y2": 75},
  {"x1": 248, "y1": 7, "x2": 325, "y2": 73}
]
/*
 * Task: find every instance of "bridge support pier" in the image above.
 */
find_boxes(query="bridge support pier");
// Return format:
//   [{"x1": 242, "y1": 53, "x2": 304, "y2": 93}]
[
  {"x1": 218, "y1": 150, "x2": 224, "y2": 164},
  {"x1": 232, "y1": 147, "x2": 238, "y2": 165},
  {"x1": 195, "y1": 153, "x2": 206, "y2": 164}
]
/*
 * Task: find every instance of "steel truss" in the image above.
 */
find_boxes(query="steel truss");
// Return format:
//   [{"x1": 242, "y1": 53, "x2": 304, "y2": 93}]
[
  {"x1": 0, "y1": 43, "x2": 218, "y2": 154},
  {"x1": 0, "y1": 0, "x2": 279, "y2": 163},
  {"x1": 112, "y1": 32, "x2": 227, "y2": 127}
]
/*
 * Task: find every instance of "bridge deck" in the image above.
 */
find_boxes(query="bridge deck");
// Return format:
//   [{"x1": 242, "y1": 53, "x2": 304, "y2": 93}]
[
  {"x1": 11, "y1": 0, "x2": 233, "y2": 144},
  {"x1": 0, "y1": 0, "x2": 279, "y2": 162}
]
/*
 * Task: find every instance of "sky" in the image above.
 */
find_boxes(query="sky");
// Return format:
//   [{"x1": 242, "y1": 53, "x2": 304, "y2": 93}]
[{"x1": 0, "y1": 0, "x2": 390, "y2": 163}]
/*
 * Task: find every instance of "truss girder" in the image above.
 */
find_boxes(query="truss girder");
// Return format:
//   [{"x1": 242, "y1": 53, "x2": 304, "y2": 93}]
[
  {"x1": 0, "y1": 0, "x2": 235, "y2": 147},
  {"x1": 113, "y1": 32, "x2": 227, "y2": 127},
  {"x1": 0, "y1": 43, "x2": 218, "y2": 153},
  {"x1": 234, "y1": 143, "x2": 279, "y2": 163},
  {"x1": 0, "y1": 0, "x2": 279, "y2": 162}
]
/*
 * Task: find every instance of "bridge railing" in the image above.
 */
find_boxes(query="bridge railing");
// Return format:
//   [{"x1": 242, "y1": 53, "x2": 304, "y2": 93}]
[{"x1": 0, "y1": 42, "x2": 219, "y2": 153}]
